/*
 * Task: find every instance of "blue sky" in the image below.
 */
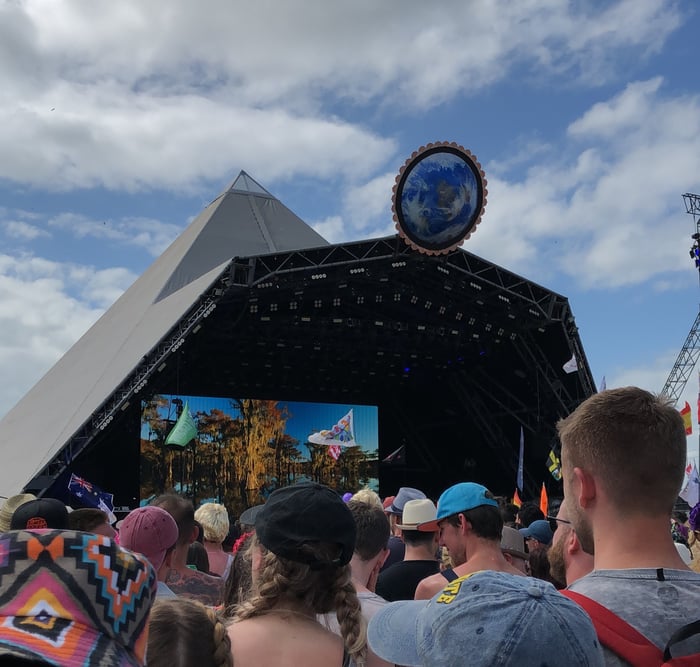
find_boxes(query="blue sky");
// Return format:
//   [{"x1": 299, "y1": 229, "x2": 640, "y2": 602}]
[
  {"x1": 2, "y1": 0, "x2": 700, "y2": 461},
  {"x1": 140, "y1": 396, "x2": 379, "y2": 459}
]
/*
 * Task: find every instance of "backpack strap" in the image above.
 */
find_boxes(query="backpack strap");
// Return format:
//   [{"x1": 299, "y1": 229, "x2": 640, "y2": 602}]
[
  {"x1": 441, "y1": 567, "x2": 458, "y2": 582},
  {"x1": 663, "y1": 619, "x2": 700, "y2": 662},
  {"x1": 561, "y1": 589, "x2": 663, "y2": 667}
]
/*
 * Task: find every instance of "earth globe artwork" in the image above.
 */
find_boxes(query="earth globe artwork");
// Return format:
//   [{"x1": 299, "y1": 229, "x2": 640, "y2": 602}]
[{"x1": 392, "y1": 142, "x2": 487, "y2": 254}]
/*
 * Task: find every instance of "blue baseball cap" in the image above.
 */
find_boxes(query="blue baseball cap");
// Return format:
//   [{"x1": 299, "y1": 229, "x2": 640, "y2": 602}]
[
  {"x1": 368, "y1": 571, "x2": 603, "y2": 667},
  {"x1": 418, "y1": 482, "x2": 497, "y2": 531},
  {"x1": 519, "y1": 519, "x2": 554, "y2": 546}
]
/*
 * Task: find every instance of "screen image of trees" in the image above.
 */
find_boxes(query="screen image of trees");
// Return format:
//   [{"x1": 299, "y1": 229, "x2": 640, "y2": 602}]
[{"x1": 140, "y1": 396, "x2": 379, "y2": 514}]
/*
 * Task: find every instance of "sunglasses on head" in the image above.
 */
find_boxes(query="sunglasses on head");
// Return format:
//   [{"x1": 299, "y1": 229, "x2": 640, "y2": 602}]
[{"x1": 547, "y1": 515, "x2": 572, "y2": 533}]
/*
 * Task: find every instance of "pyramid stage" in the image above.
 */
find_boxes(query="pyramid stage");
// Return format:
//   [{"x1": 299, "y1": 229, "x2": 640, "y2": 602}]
[{"x1": 0, "y1": 172, "x2": 595, "y2": 509}]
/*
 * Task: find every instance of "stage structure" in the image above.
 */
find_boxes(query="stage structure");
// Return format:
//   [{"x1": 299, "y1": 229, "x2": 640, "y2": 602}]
[{"x1": 0, "y1": 147, "x2": 596, "y2": 509}]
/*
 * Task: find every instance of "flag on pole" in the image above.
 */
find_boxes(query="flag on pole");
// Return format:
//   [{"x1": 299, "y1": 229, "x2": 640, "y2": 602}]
[
  {"x1": 67, "y1": 474, "x2": 117, "y2": 524},
  {"x1": 164, "y1": 401, "x2": 198, "y2": 447},
  {"x1": 308, "y1": 409, "x2": 359, "y2": 447},
  {"x1": 563, "y1": 354, "x2": 578, "y2": 374},
  {"x1": 328, "y1": 444, "x2": 342, "y2": 461},
  {"x1": 516, "y1": 427, "x2": 524, "y2": 492},
  {"x1": 680, "y1": 401, "x2": 692, "y2": 436},
  {"x1": 381, "y1": 445, "x2": 406, "y2": 465},
  {"x1": 680, "y1": 464, "x2": 700, "y2": 508},
  {"x1": 513, "y1": 489, "x2": 522, "y2": 508},
  {"x1": 540, "y1": 482, "x2": 549, "y2": 517},
  {"x1": 547, "y1": 449, "x2": 562, "y2": 481}
]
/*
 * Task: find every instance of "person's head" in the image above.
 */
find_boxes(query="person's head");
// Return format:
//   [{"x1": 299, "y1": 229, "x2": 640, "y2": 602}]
[
  {"x1": 398, "y1": 499, "x2": 439, "y2": 551},
  {"x1": 515, "y1": 501, "x2": 544, "y2": 528},
  {"x1": 68, "y1": 507, "x2": 116, "y2": 538},
  {"x1": 238, "y1": 504, "x2": 263, "y2": 533},
  {"x1": 0, "y1": 493, "x2": 36, "y2": 532},
  {"x1": 367, "y1": 571, "x2": 603, "y2": 666},
  {"x1": 385, "y1": 487, "x2": 426, "y2": 534},
  {"x1": 500, "y1": 526, "x2": 529, "y2": 575},
  {"x1": 9, "y1": 498, "x2": 69, "y2": 530},
  {"x1": 499, "y1": 502, "x2": 519, "y2": 527},
  {"x1": 151, "y1": 493, "x2": 197, "y2": 547},
  {"x1": 546, "y1": 498, "x2": 594, "y2": 587},
  {"x1": 558, "y1": 387, "x2": 686, "y2": 553},
  {"x1": 420, "y1": 483, "x2": 501, "y2": 567},
  {"x1": 350, "y1": 487, "x2": 383, "y2": 509},
  {"x1": 518, "y1": 520, "x2": 553, "y2": 553},
  {"x1": 347, "y1": 499, "x2": 390, "y2": 562},
  {"x1": 147, "y1": 598, "x2": 232, "y2": 667},
  {"x1": 195, "y1": 503, "x2": 230, "y2": 544},
  {"x1": 119, "y1": 505, "x2": 179, "y2": 574},
  {"x1": 236, "y1": 482, "x2": 366, "y2": 665},
  {"x1": 673, "y1": 510, "x2": 688, "y2": 524},
  {"x1": 0, "y1": 529, "x2": 156, "y2": 665}
]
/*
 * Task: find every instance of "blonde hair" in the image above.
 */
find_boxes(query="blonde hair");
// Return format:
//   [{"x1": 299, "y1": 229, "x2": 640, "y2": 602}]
[
  {"x1": 234, "y1": 537, "x2": 367, "y2": 666},
  {"x1": 195, "y1": 503, "x2": 230, "y2": 543},
  {"x1": 557, "y1": 387, "x2": 686, "y2": 515},
  {"x1": 147, "y1": 598, "x2": 232, "y2": 667},
  {"x1": 350, "y1": 487, "x2": 383, "y2": 509}
]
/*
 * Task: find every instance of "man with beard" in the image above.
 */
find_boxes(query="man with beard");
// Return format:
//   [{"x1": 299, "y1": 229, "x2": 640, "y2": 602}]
[
  {"x1": 559, "y1": 387, "x2": 700, "y2": 664},
  {"x1": 547, "y1": 498, "x2": 593, "y2": 586}
]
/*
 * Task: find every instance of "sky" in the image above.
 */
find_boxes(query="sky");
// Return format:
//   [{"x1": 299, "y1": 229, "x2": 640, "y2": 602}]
[
  {"x1": 139, "y1": 396, "x2": 379, "y2": 459},
  {"x1": 2, "y1": 0, "x2": 700, "y2": 461}
]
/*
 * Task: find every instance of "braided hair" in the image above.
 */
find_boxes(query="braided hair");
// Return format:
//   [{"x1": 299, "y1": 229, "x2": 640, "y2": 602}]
[{"x1": 234, "y1": 537, "x2": 367, "y2": 666}]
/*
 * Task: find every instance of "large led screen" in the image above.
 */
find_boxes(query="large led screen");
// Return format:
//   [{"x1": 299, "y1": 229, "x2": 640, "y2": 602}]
[{"x1": 140, "y1": 395, "x2": 378, "y2": 513}]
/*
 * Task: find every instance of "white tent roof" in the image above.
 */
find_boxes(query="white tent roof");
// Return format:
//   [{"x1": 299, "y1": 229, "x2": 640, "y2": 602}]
[{"x1": 0, "y1": 172, "x2": 328, "y2": 497}]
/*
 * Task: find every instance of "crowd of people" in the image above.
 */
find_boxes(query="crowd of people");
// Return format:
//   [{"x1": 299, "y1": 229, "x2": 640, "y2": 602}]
[{"x1": 0, "y1": 386, "x2": 699, "y2": 665}]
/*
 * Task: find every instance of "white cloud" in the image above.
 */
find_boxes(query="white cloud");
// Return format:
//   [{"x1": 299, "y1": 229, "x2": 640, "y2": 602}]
[
  {"x1": 0, "y1": 254, "x2": 135, "y2": 413},
  {"x1": 47, "y1": 212, "x2": 182, "y2": 256},
  {"x1": 0, "y1": 0, "x2": 682, "y2": 193},
  {"x1": 3, "y1": 220, "x2": 50, "y2": 240}
]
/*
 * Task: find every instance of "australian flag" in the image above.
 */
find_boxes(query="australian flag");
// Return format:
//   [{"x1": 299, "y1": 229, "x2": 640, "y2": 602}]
[{"x1": 68, "y1": 473, "x2": 117, "y2": 524}]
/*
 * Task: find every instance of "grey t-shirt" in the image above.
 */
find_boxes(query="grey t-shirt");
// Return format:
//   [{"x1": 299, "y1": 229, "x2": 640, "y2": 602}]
[
  {"x1": 321, "y1": 591, "x2": 389, "y2": 667},
  {"x1": 568, "y1": 568, "x2": 700, "y2": 666}
]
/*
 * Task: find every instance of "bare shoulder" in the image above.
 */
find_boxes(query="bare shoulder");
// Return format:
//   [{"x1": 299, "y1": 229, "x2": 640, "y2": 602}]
[
  {"x1": 414, "y1": 572, "x2": 444, "y2": 600},
  {"x1": 229, "y1": 615, "x2": 344, "y2": 667}
]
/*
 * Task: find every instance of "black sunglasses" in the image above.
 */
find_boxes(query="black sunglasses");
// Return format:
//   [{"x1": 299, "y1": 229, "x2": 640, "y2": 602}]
[{"x1": 547, "y1": 515, "x2": 572, "y2": 533}]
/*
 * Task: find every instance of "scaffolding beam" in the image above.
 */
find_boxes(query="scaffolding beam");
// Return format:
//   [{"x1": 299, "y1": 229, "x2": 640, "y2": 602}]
[{"x1": 660, "y1": 310, "x2": 700, "y2": 405}]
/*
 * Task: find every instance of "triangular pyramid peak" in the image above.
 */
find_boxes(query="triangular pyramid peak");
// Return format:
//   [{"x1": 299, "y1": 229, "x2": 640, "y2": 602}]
[
  {"x1": 155, "y1": 172, "x2": 328, "y2": 302},
  {"x1": 226, "y1": 171, "x2": 273, "y2": 196}
]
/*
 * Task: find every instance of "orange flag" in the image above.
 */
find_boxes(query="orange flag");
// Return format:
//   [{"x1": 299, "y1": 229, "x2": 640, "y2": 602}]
[
  {"x1": 680, "y1": 401, "x2": 692, "y2": 435},
  {"x1": 539, "y1": 482, "x2": 548, "y2": 516},
  {"x1": 513, "y1": 489, "x2": 522, "y2": 508}
]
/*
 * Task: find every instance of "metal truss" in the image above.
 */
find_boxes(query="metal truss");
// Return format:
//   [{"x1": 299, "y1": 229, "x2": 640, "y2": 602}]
[
  {"x1": 28, "y1": 236, "x2": 593, "y2": 493},
  {"x1": 660, "y1": 310, "x2": 700, "y2": 406},
  {"x1": 29, "y1": 269, "x2": 237, "y2": 492},
  {"x1": 244, "y1": 237, "x2": 572, "y2": 324}
]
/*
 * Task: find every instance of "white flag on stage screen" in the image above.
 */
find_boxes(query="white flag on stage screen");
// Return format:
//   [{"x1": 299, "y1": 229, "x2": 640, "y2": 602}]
[{"x1": 308, "y1": 409, "x2": 359, "y2": 447}]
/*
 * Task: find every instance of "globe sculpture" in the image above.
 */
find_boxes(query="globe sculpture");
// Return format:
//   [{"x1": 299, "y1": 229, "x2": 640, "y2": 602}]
[{"x1": 393, "y1": 143, "x2": 487, "y2": 254}]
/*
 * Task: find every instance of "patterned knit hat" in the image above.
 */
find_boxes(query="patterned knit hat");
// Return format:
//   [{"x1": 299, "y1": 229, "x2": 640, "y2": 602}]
[{"x1": 0, "y1": 529, "x2": 157, "y2": 665}]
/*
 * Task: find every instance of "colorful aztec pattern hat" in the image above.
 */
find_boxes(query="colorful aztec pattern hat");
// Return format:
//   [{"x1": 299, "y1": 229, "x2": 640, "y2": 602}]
[{"x1": 0, "y1": 529, "x2": 157, "y2": 666}]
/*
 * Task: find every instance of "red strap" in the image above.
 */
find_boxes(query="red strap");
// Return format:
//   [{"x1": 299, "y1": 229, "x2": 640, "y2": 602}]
[{"x1": 561, "y1": 589, "x2": 663, "y2": 667}]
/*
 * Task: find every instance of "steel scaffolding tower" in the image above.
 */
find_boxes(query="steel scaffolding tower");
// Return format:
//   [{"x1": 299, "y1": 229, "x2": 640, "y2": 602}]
[{"x1": 660, "y1": 193, "x2": 700, "y2": 405}]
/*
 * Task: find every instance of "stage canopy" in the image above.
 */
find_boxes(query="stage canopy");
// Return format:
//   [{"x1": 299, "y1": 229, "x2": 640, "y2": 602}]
[{"x1": 0, "y1": 172, "x2": 595, "y2": 504}]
